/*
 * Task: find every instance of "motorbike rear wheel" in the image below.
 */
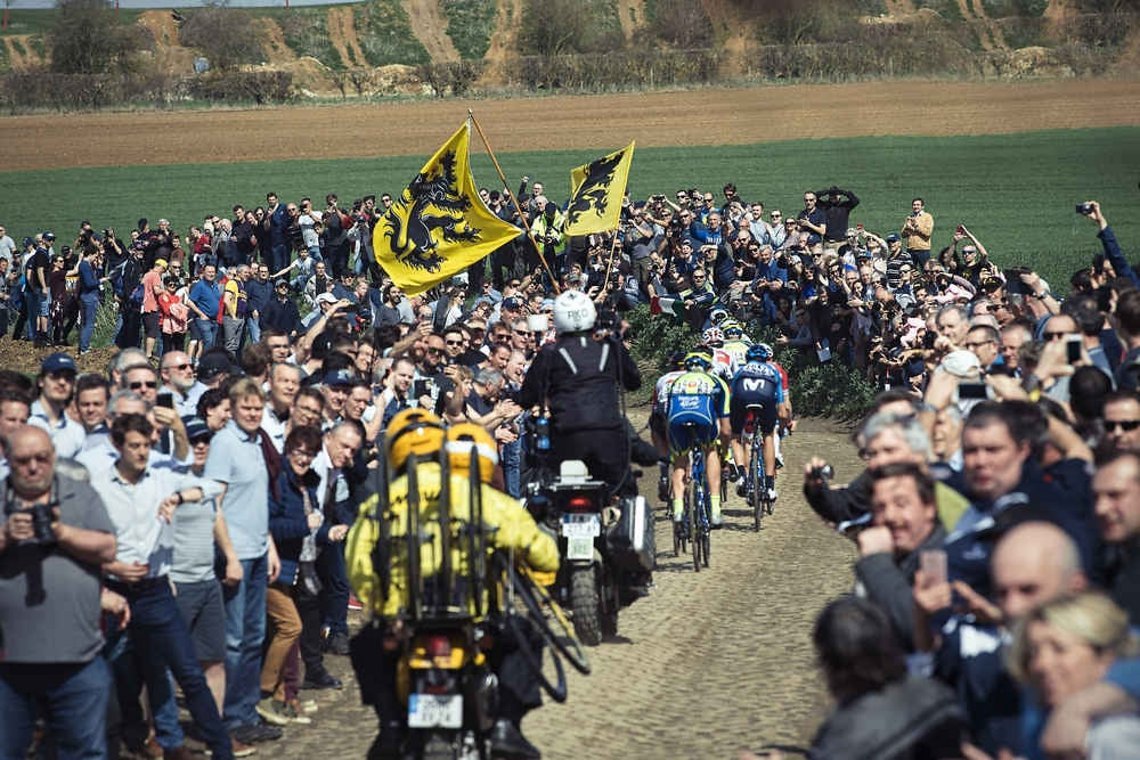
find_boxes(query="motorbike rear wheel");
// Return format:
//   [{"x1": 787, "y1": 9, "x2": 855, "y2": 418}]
[{"x1": 570, "y1": 565, "x2": 604, "y2": 646}]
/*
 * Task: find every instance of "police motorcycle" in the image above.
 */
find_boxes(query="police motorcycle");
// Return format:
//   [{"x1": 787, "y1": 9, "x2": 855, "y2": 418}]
[
  {"x1": 525, "y1": 414, "x2": 655, "y2": 647},
  {"x1": 367, "y1": 430, "x2": 580, "y2": 760}
]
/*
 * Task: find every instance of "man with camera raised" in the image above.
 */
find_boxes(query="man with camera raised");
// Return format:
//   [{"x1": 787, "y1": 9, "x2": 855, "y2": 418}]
[{"x1": 0, "y1": 425, "x2": 118, "y2": 757}]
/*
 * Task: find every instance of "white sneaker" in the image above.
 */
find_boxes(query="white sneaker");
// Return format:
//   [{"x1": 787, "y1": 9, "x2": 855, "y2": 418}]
[{"x1": 766, "y1": 487, "x2": 778, "y2": 501}]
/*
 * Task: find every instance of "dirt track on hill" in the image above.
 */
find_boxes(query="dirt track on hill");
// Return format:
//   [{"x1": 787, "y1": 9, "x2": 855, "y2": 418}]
[{"x1": 3, "y1": 79, "x2": 1139, "y2": 173}]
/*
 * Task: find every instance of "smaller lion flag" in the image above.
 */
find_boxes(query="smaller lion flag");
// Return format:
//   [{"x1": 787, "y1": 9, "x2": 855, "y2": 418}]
[
  {"x1": 563, "y1": 141, "x2": 635, "y2": 237},
  {"x1": 373, "y1": 122, "x2": 521, "y2": 296}
]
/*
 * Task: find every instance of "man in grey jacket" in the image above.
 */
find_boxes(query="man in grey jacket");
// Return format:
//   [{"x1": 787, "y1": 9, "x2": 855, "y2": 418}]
[{"x1": 854, "y1": 461, "x2": 945, "y2": 652}]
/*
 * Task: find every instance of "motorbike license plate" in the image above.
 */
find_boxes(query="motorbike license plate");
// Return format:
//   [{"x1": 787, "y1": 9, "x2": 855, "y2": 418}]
[
  {"x1": 408, "y1": 693, "x2": 463, "y2": 729},
  {"x1": 561, "y1": 513, "x2": 600, "y2": 539}
]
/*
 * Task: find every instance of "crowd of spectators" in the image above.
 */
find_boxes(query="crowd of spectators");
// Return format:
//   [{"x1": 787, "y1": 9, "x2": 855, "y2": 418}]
[{"x1": 2, "y1": 178, "x2": 1140, "y2": 759}]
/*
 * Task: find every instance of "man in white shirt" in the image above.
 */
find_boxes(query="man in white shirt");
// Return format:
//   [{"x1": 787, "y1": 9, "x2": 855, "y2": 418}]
[{"x1": 92, "y1": 413, "x2": 233, "y2": 759}]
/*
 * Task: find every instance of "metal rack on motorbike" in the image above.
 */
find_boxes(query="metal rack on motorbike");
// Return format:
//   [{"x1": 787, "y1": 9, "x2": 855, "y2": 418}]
[{"x1": 381, "y1": 448, "x2": 591, "y2": 760}]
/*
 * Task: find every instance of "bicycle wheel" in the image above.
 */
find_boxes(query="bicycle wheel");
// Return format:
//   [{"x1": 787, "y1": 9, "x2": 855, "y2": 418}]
[
  {"x1": 750, "y1": 440, "x2": 762, "y2": 532},
  {"x1": 688, "y1": 470, "x2": 702, "y2": 572},
  {"x1": 700, "y1": 482, "x2": 711, "y2": 568}
]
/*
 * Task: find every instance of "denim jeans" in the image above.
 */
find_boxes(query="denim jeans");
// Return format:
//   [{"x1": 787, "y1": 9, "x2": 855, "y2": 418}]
[
  {"x1": 223, "y1": 554, "x2": 267, "y2": 730},
  {"x1": 501, "y1": 436, "x2": 522, "y2": 498},
  {"x1": 245, "y1": 316, "x2": 261, "y2": 345},
  {"x1": 104, "y1": 622, "x2": 182, "y2": 752},
  {"x1": 0, "y1": 657, "x2": 111, "y2": 759},
  {"x1": 79, "y1": 294, "x2": 99, "y2": 352},
  {"x1": 23, "y1": 289, "x2": 40, "y2": 339},
  {"x1": 318, "y1": 542, "x2": 349, "y2": 638},
  {"x1": 194, "y1": 318, "x2": 217, "y2": 351},
  {"x1": 110, "y1": 579, "x2": 233, "y2": 759}
]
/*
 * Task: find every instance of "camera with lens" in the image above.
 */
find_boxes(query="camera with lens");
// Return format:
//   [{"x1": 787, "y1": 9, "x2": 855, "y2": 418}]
[
  {"x1": 810, "y1": 464, "x2": 834, "y2": 484},
  {"x1": 3, "y1": 500, "x2": 57, "y2": 547},
  {"x1": 1076, "y1": 202, "x2": 1095, "y2": 216}
]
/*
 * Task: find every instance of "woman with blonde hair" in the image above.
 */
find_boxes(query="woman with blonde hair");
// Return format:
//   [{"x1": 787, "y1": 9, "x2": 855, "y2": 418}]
[{"x1": 1008, "y1": 591, "x2": 1140, "y2": 759}]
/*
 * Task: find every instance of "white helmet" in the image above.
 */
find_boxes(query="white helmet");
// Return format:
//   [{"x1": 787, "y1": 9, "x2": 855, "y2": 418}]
[{"x1": 552, "y1": 289, "x2": 597, "y2": 334}]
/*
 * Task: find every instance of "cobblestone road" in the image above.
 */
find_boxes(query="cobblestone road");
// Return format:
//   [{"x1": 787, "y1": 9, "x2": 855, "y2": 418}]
[{"x1": 272, "y1": 416, "x2": 863, "y2": 759}]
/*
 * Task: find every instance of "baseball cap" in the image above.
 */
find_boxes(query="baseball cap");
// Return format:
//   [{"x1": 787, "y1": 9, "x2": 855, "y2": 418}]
[
  {"x1": 43, "y1": 231, "x2": 56, "y2": 241},
  {"x1": 501, "y1": 297, "x2": 522, "y2": 311},
  {"x1": 315, "y1": 292, "x2": 338, "y2": 307},
  {"x1": 41, "y1": 352, "x2": 77, "y2": 375},
  {"x1": 885, "y1": 233, "x2": 901, "y2": 243},
  {"x1": 155, "y1": 258, "x2": 168, "y2": 269},
  {"x1": 322, "y1": 369, "x2": 354, "y2": 388},
  {"x1": 197, "y1": 352, "x2": 235, "y2": 381},
  {"x1": 184, "y1": 419, "x2": 213, "y2": 444},
  {"x1": 274, "y1": 278, "x2": 289, "y2": 288}
]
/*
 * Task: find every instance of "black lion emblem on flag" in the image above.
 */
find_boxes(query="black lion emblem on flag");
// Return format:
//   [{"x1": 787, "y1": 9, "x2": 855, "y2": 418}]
[
  {"x1": 565, "y1": 151, "x2": 625, "y2": 228},
  {"x1": 383, "y1": 150, "x2": 482, "y2": 273}
]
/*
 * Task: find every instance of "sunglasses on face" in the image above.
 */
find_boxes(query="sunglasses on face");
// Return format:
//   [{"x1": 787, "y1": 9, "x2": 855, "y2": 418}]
[
  {"x1": 1105, "y1": 419, "x2": 1140, "y2": 432},
  {"x1": 129, "y1": 381, "x2": 158, "y2": 390}
]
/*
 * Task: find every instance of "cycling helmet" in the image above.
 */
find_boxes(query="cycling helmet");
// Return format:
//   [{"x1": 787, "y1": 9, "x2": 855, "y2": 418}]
[
  {"x1": 386, "y1": 408, "x2": 445, "y2": 472},
  {"x1": 723, "y1": 322, "x2": 744, "y2": 340},
  {"x1": 445, "y1": 423, "x2": 499, "y2": 484},
  {"x1": 708, "y1": 307, "x2": 729, "y2": 326},
  {"x1": 702, "y1": 327, "x2": 725, "y2": 346},
  {"x1": 746, "y1": 343, "x2": 774, "y2": 362},
  {"x1": 552, "y1": 289, "x2": 597, "y2": 334},
  {"x1": 684, "y1": 350, "x2": 713, "y2": 371}
]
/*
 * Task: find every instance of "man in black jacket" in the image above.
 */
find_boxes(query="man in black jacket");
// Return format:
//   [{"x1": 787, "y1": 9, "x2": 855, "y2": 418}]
[
  {"x1": 855, "y1": 462, "x2": 945, "y2": 652},
  {"x1": 260, "y1": 279, "x2": 301, "y2": 340},
  {"x1": 814, "y1": 185, "x2": 860, "y2": 248},
  {"x1": 517, "y1": 289, "x2": 640, "y2": 495}
]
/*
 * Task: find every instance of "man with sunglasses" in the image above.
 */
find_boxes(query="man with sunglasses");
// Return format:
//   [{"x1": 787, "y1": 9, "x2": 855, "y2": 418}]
[
  {"x1": 160, "y1": 350, "x2": 198, "y2": 418},
  {"x1": 1101, "y1": 391, "x2": 1140, "y2": 453}
]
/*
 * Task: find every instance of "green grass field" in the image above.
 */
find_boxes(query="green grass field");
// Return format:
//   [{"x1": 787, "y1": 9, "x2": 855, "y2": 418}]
[{"x1": 2, "y1": 127, "x2": 1139, "y2": 288}]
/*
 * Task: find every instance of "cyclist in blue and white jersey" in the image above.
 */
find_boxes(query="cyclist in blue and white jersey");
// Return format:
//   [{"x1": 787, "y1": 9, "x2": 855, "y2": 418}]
[
  {"x1": 729, "y1": 343, "x2": 789, "y2": 501},
  {"x1": 663, "y1": 349, "x2": 732, "y2": 528}
]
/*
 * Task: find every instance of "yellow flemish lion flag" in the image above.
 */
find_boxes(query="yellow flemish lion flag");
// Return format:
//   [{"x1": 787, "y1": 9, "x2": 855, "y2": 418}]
[
  {"x1": 373, "y1": 122, "x2": 520, "y2": 295},
  {"x1": 563, "y1": 141, "x2": 635, "y2": 237}
]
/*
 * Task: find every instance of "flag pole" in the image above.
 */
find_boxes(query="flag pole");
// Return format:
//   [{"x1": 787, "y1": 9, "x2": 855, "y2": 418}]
[
  {"x1": 602, "y1": 230, "x2": 620, "y2": 285},
  {"x1": 467, "y1": 110, "x2": 562, "y2": 294}
]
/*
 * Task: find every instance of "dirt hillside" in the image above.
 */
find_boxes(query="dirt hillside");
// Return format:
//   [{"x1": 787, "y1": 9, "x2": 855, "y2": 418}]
[{"x1": 403, "y1": 0, "x2": 460, "y2": 64}]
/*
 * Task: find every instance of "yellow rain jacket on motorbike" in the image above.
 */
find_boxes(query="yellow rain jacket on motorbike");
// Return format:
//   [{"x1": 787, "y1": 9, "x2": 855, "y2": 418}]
[{"x1": 347, "y1": 462, "x2": 559, "y2": 620}]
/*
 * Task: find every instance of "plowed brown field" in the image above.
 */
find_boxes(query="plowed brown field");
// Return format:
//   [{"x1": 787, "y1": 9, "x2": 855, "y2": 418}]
[{"x1": 5, "y1": 79, "x2": 1139, "y2": 173}]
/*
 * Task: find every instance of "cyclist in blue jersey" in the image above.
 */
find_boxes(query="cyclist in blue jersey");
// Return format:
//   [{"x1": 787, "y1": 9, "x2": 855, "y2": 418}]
[
  {"x1": 729, "y1": 343, "x2": 789, "y2": 501},
  {"x1": 663, "y1": 349, "x2": 732, "y2": 527}
]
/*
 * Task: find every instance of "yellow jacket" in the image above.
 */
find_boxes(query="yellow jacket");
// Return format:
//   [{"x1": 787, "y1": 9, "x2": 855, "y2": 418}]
[{"x1": 346, "y1": 462, "x2": 559, "y2": 619}]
